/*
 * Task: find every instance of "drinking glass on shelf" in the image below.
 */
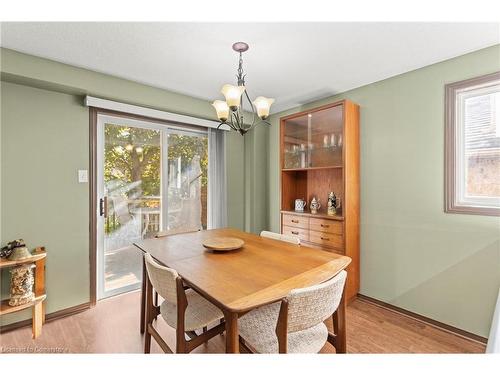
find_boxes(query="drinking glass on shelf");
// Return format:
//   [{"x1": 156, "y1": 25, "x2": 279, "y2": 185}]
[
  {"x1": 300, "y1": 150, "x2": 306, "y2": 168},
  {"x1": 337, "y1": 134, "x2": 343, "y2": 148},
  {"x1": 330, "y1": 133, "x2": 336, "y2": 148},
  {"x1": 284, "y1": 144, "x2": 297, "y2": 168},
  {"x1": 323, "y1": 135, "x2": 329, "y2": 147}
]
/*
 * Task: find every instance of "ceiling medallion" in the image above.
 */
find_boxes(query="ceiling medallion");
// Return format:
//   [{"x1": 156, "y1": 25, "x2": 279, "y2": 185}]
[{"x1": 212, "y1": 42, "x2": 274, "y2": 135}]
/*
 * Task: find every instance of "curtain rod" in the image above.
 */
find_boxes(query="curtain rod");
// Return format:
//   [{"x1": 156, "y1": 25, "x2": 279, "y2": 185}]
[{"x1": 84, "y1": 95, "x2": 229, "y2": 131}]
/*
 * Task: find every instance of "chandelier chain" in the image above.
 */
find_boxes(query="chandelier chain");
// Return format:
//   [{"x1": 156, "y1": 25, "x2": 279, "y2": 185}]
[{"x1": 237, "y1": 52, "x2": 245, "y2": 86}]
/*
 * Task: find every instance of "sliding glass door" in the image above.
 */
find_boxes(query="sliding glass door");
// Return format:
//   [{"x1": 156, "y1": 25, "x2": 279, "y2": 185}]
[
  {"x1": 165, "y1": 131, "x2": 208, "y2": 232},
  {"x1": 97, "y1": 114, "x2": 208, "y2": 299}
]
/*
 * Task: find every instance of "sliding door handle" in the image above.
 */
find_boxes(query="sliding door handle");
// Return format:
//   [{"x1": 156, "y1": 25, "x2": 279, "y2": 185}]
[{"x1": 99, "y1": 197, "x2": 108, "y2": 218}]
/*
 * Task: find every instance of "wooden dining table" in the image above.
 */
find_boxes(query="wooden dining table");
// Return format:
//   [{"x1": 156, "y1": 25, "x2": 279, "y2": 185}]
[{"x1": 134, "y1": 228, "x2": 351, "y2": 353}]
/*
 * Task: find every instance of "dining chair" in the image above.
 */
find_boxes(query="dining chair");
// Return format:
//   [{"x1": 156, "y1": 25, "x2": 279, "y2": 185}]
[
  {"x1": 238, "y1": 270, "x2": 347, "y2": 353},
  {"x1": 140, "y1": 227, "x2": 201, "y2": 334},
  {"x1": 143, "y1": 253, "x2": 225, "y2": 353},
  {"x1": 260, "y1": 230, "x2": 301, "y2": 245}
]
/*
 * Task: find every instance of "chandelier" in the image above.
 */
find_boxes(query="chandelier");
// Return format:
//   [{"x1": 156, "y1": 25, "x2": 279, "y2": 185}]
[{"x1": 212, "y1": 42, "x2": 274, "y2": 135}]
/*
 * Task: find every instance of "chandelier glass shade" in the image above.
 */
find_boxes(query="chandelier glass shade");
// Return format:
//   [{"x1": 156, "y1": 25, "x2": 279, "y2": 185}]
[
  {"x1": 253, "y1": 96, "x2": 275, "y2": 119},
  {"x1": 212, "y1": 100, "x2": 229, "y2": 122},
  {"x1": 221, "y1": 84, "x2": 246, "y2": 109},
  {"x1": 212, "y1": 42, "x2": 274, "y2": 135}
]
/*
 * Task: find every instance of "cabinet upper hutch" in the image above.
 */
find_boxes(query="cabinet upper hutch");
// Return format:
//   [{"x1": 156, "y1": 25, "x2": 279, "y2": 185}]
[{"x1": 280, "y1": 99, "x2": 360, "y2": 302}]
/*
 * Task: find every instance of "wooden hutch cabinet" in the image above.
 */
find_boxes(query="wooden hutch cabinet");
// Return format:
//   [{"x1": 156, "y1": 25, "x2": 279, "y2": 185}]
[{"x1": 280, "y1": 100, "x2": 360, "y2": 302}]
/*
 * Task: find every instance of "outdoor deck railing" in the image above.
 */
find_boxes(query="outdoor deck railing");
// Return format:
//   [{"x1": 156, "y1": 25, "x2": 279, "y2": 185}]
[{"x1": 105, "y1": 196, "x2": 161, "y2": 236}]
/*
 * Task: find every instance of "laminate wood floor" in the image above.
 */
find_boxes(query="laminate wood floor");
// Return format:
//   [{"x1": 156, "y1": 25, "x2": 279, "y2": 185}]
[{"x1": 0, "y1": 291, "x2": 485, "y2": 353}]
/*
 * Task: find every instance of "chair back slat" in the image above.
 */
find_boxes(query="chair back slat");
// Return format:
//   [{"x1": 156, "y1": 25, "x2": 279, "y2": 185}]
[
  {"x1": 144, "y1": 253, "x2": 178, "y2": 304},
  {"x1": 260, "y1": 230, "x2": 300, "y2": 245},
  {"x1": 286, "y1": 270, "x2": 347, "y2": 333},
  {"x1": 260, "y1": 230, "x2": 281, "y2": 240}
]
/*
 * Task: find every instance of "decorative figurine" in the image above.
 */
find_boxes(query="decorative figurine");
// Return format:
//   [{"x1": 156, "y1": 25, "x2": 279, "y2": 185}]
[
  {"x1": 327, "y1": 192, "x2": 339, "y2": 216},
  {"x1": 310, "y1": 197, "x2": 321, "y2": 214}
]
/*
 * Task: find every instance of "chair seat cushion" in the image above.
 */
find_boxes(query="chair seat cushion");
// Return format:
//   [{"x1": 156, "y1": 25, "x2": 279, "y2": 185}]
[
  {"x1": 239, "y1": 302, "x2": 328, "y2": 353},
  {"x1": 160, "y1": 289, "x2": 224, "y2": 332}
]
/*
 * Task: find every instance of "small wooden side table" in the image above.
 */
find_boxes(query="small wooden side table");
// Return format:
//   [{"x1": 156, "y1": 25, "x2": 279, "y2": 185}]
[{"x1": 0, "y1": 247, "x2": 46, "y2": 338}]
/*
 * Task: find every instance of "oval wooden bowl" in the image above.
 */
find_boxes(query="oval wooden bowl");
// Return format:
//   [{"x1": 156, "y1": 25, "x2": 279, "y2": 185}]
[{"x1": 202, "y1": 237, "x2": 245, "y2": 252}]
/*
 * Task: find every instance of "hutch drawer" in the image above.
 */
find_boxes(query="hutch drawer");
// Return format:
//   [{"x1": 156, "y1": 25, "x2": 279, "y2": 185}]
[
  {"x1": 309, "y1": 231, "x2": 343, "y2": 249},
  {"x1": 309, "y1": 218, "x2": 343, "y2": 235},
  {"x1": 282, "y1": 225, "x2": 309, "y2": 242},
  {"x1": 282, "y1": 214, "x2": 309, "y2": 229}
]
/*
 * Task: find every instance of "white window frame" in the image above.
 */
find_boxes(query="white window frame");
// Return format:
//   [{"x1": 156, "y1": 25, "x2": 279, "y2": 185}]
[{"x1": 445, "y1": 71, "x2": 500, "y2": 216}]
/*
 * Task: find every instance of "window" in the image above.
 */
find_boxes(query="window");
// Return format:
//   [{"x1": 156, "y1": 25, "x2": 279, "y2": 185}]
[{"x1": 445, "y1": 72, "x2": 500, "y2": 216}]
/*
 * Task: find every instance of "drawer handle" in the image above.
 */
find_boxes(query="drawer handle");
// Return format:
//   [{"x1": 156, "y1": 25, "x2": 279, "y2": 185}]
[
  {"x1": 320, "y1": 224, "x2": 330, "y2": 228},
  {"x1": 320, "y1": 236, "x2": 330, "y2": 241},
  {"x1": 291, "y1": 219, "x2": 299, "y2": 223},
  {"x1": 291, "y1": 231, "x2": 299, "y2": 235}
]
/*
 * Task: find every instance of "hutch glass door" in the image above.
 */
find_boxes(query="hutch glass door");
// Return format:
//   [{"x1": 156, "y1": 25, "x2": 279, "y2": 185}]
[{"x1": 283, "y1": 104, "x2": 344, "y2": 169}]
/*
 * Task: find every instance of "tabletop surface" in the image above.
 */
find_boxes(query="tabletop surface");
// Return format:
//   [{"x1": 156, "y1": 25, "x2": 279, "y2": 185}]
[{"x1": 134, "y1": 228, "x2": 351, "y2": 312}]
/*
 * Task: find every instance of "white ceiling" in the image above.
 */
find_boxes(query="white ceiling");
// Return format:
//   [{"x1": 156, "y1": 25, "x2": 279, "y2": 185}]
[{"x1": 1, "y1": 22, "x2": 499, "y2": 113}]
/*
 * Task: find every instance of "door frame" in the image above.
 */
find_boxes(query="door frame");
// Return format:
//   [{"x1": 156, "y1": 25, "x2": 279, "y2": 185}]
[
  {"x1": 96, "y1": 114, "x2": 163, "y2": 299},
  {"x1": 89, "y1": 107, "x2": 208, "y2": 305}
]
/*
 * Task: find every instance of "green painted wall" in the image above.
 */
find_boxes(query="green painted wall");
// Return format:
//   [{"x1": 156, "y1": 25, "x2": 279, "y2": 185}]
[
  {"x1": 0, "y1": 48, "x2": 248, "y2": 325},
  {"x1": 1, "y1": 82, "x2": 90, "y2": 324},
  {"x1": 244, "y1": 123, "x2": 269, "y2": 233},
  {"x1": 267, "y1": 45, "x2": 500, "y2": 337}
]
